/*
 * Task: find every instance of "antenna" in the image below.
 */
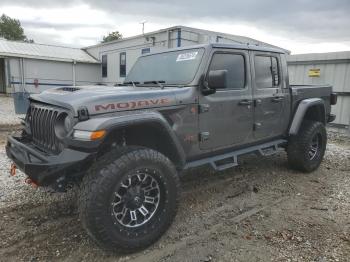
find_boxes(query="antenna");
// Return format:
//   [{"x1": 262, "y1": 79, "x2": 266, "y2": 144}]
[{"x1": 140, "y1": 20, "x2": 147, "y2": 35}]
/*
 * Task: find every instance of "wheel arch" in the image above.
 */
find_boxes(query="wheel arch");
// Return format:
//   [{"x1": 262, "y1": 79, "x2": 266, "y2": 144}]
[
  {"x1": 74, "y1": 111, "x2": 186, "y2": 170},
  {"x1": 289, "y1": 98, "x2": 326, "y2": 135}
]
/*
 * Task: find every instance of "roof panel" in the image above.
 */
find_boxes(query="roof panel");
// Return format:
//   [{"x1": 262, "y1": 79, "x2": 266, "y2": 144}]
[
  {"x1": 287, "y1": 51, "x2": 350, "y2": 62},
  {"x1": 84, "y1": 25, "x2": 290, "y2": 54},
  {"x1": 0, "y1": 39, "x2": 99, "y2": 63}
]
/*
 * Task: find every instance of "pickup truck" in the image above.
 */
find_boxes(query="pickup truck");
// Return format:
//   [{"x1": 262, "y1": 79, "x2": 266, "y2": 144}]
[{"x1": 6, "y1": 43, "x2": 337, "y2": 252}]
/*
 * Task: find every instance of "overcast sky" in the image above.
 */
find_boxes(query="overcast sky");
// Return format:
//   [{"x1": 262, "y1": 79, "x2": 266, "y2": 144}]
[{"x1": 1, "y1": 0, "x2": 350, "y2": 54}]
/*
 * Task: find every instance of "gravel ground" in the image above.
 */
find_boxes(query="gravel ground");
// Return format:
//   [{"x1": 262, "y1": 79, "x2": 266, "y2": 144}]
[
  {"x1": 0, "y1": 95, "x2": 25, "y2": 128},
  {"x1": 0, "y1": 130, "x2": 349, "y2": 262}
]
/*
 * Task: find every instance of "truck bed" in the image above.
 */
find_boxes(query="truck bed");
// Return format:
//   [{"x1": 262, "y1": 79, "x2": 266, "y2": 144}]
[{"x1": 290, "y1": 84, "x2": 332, "y2": 117}]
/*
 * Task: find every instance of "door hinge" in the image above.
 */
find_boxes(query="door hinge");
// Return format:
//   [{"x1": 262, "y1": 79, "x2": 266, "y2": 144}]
[
  {"x1": 199, "y1": 132, "x2": 210, "y2": 142},
  {"x1": 198, "y1": 104, "x2": 210, "y2": 114}
]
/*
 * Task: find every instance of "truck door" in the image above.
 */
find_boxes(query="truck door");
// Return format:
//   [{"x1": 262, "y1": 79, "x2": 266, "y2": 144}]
[
  {"x1": 250, "y1": 52, "x2": 289, "y2": 140},
  {"x1": 199, "y1": 50, "x2": 254, "y2": 150}
]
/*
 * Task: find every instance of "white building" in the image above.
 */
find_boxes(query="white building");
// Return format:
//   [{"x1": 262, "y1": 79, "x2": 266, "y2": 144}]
[
  {"x1": 84, "y1": 25, "x2": 286, "y2": 84},
  {"x1": 1, "y1": 26, "x2": 284, "y2": 95},
  {"x1": 0, "y1": 39, "x2": 100, "y2": 112},
  {"x1": 288, "y1": 52, "x2": 350, "y2": 127}
]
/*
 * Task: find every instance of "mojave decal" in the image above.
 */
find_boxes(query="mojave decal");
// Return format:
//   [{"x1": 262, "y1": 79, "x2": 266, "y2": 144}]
[{"x1": 94, "y1": 98, "x2": 171, "y2": 112}]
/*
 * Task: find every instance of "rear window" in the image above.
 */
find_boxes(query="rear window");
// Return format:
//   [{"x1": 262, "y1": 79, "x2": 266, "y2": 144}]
[{"x1": 254, "y1": 55, "x2": 280, "y2": 88}]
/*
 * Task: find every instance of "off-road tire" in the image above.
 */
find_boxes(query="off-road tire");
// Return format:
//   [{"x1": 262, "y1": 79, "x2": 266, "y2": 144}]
[
  {"x1": 287, "y1": 120, "x2": 327, "y2": 172},
  {"x1": 78, "y1": 147, "x2": 180, "y2": 252}
]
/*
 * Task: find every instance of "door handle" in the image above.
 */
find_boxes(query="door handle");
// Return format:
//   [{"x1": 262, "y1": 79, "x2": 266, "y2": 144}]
[
  {"x1": 272, "y1": 96, "x2": 285, "y2": 102},
  {"x1": 238, "y1": 100, "x2": 253, "y2": 106}
]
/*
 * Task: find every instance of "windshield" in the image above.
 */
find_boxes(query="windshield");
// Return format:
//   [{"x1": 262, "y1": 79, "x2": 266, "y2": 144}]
[{"x1": 125, "y1": 48, "x2": 204, "y2": 85}]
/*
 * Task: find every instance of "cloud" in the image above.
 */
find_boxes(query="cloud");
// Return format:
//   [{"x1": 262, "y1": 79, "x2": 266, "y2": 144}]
[
  {"x1": 0, "y1": 0, "x2": 350, "y2": 52},
  {"x1": 0, "y1": 0, "x2": 79, "y2": 7},
  {"x1": 89, "y1": 0, "x2": 350, "y2": 42},
  {"x1": 22, "y1": 21, "x2": 113, "y2": 31},
  {"x1": 0, "y1": 4, "x2": 118, "y2": 46}
]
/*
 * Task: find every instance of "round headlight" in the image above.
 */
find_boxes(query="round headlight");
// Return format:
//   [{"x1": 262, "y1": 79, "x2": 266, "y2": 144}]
[
  {"x1": 54, "y1": 113, "x2": 73, "y2": 139},
  {"x1": 64, "y1": 115, "x2": 73, "y2": 132}
]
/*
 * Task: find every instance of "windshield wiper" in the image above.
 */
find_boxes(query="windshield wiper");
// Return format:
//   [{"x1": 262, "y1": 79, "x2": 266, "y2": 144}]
[
  {"x1": 123, "y1": 81, "x2": 140, "y2": 88},
  {"x1": 143, "y1": 80, "x2": 165, "y2": 89}
]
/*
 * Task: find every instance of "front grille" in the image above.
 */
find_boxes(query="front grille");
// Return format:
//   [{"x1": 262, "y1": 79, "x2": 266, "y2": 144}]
[{"x1": 29, "y1": 104, "x2": 63, "y2": 153}]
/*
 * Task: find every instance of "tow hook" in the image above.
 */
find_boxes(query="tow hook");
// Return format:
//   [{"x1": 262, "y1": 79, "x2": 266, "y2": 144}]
[
  {"x1": 25, "y1": 177, "x2": 38, "y2": 188},
  {"x1": 10, "y1": 163, "x2": 16, "y2": 176}
]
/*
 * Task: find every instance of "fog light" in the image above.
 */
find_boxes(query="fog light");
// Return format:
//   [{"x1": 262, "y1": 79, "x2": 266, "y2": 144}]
[{"x1": 73, "y1": 130, "x2": 106, "y2": 141}]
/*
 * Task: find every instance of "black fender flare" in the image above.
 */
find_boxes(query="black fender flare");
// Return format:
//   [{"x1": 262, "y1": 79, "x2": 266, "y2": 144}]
[
  {"x1": 73, "y1": 110, "x2": 186, "y2": 169},
  {"x1": 289, "y1": 98, "x2": 326, "y2": 135}
]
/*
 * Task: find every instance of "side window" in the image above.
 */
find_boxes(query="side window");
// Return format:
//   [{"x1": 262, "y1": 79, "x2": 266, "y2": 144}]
[
  {"x1": 254, "y1": 55, "x2": 280, "y2": 88},
  {"x1": 101, "y1": 55, "x2": 107, "y2": 78},
  {"x1": 120, "y1": 52, "x2": 126, "y2": 77},
  {"x1": 141, "y1": 48, "x2": 150, "y2": 54},
  {"x1": 208, "y1": 53, "x2": 245, "y2": 89}
]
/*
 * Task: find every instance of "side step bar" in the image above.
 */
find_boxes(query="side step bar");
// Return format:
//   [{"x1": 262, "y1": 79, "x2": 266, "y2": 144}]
[{"x1": 185, "y1": 139, "x2": 287, "y2": 171}]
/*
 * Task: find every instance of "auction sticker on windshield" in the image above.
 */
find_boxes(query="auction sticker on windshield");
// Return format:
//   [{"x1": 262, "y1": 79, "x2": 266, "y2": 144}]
[{"x1": 176, "y1": 51, "x2": 198, "y2": 62}]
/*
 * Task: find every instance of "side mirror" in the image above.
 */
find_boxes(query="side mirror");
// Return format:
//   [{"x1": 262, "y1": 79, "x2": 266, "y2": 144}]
[{"x1": 208, "y1": 70, "x2": 227, "y2": 90}]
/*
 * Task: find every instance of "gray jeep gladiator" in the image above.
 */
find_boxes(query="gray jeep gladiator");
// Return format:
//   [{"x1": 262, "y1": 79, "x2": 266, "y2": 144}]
[{"x1": 6, "y1": 43, "x2": 337, "y2": 252}]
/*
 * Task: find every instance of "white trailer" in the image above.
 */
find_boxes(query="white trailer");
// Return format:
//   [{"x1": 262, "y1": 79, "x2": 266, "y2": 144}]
[{"x1": 84, "y1": 26, "x2": 285, "y2": 85}]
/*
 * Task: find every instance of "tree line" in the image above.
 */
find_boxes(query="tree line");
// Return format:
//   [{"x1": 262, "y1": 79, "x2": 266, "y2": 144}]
[{"x1": 0, "y1": 14, "x2": 33, "y2": 42}]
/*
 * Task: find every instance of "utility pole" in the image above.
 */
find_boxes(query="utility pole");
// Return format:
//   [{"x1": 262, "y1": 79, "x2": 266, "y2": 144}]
[{"x1": 140, "y1": 20, "x2": 147, "y2": 35}]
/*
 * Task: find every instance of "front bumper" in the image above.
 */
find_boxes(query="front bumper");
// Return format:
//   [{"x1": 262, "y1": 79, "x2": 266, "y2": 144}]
[{"x1": 6, "y1": 135, "x2": 96, "y2": 186}]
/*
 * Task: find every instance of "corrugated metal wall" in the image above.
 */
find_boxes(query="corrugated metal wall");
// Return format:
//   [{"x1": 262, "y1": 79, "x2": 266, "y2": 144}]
[
  {"x1": 288, "y1": 52, "x2": 350, "y2": 127},
  {"x1": 6, "y1": 57, "x2": 101, "y2": 113},
  {"x1": 8, "y1": 57, "x2": 101, "y2": 94}
]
